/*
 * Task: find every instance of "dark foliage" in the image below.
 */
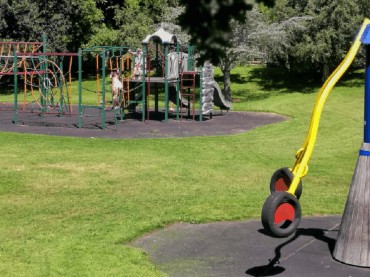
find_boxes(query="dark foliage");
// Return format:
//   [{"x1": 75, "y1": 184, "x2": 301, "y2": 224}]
[{"x1": 178, "y1": 0, "x2": 275, "y2": 64}]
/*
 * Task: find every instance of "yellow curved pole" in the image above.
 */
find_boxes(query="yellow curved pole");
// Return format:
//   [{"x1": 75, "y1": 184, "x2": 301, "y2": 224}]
[{"x1": 288, "y1": 18, "x2": 370, "y2": 195}]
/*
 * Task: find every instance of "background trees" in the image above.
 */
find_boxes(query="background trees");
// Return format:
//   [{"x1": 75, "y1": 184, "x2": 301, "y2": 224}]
[
  {"x1": 256, "y1": 0, "x2": 364, "y2": 80},
  {"x1": 0, "y1": 0, "x2": 102, "y2": 52},
  {"x1": 177, "y1": 0, "x2": 275, "y2": 64},
  {"x1": 1, "y1": 0, "x2": 370, "y2": 96},
  {"x1": 291, "y1": 0, "x2": 362, "y2": 79}
]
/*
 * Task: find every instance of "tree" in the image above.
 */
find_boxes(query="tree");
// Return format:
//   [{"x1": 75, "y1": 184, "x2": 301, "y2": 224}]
[
  {"x1": 156, "y1": 5, "x2": 190, "y2": 45},
  {"x1": 0, "y1": 0, "x2": 102, "y2": 52},
  {"x1": 359, "y1": 0, "x2": 370, "y2": 18},
  {"x1": 249, "y1": 15, "x2": 311, "y2": 67},
  {"x1": 293, "y1": 0, "x2": 362, "y2": 79},
  {"x1": 0, "y1": 0, "x2": 42, "y2": 42},
  {"x1": 177, "y1": 0, "x2": 275, "y2": 65},
  {"x1": 0, "y1": 0, "x2": 9, "y2": 32},
  {"x1": 67, "y1": 0, "x2": 104, "y2": 51},
  {"x1": 217, "y1": 6, "x2": 309, "y2": 101},
  {"x1": 218, "y1": 8, "x2": 264, "y2": 101},
  {"x1": 95, "y1": 0, "x2": 123, "y2": 29},
  {"x1": 260, "y1": 0, "x2": 363, "y2": 80},
  {"x1": 113, "y1": 0, "x2": 173, "y2": 48}
]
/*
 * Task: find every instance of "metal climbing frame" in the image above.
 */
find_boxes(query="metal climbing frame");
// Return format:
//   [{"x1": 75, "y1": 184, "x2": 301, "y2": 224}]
[
  {"x1": 1, "y1": 35, "x2": 77, "y2": 124},
  {"x1": 13, "y1": 51, "x2": 77, "y2": 123},
  {"x1": 77, "y1": 45, "x2": 133, "y2": 129}
]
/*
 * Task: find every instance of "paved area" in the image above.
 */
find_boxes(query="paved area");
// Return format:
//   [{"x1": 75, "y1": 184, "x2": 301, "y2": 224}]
[
  {"x1": 131, "y1": 215, "x2": 370, "y2": 277},
  {"x1": 0, "y1": 103, "x2": 286, "y2": 138}
]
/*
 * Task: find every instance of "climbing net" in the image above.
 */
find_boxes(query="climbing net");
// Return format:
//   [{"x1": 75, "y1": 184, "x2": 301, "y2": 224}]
[
  {"x1": 0, "y1": 41, "x2": 77, "y2": 116},
  {"x1": 0, "y1": 41, "x2": 43, "y2": 77},
  {"x1": 20, "y1": 53, "x2": 76, "y2": 114}
]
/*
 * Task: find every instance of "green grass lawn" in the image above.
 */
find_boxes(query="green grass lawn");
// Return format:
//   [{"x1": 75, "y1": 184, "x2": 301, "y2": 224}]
[{"x1": 0, "y1": 66, "x2": 365, "y2": 276}]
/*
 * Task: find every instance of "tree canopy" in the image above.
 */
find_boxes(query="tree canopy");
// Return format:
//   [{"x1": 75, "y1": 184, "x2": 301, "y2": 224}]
[
  {"x1": 0, "y1": 0, "x2": 102, "y2": 52},
  {"x1": 178, "y1": 0, "x2": 275, "y2": 64},
  {"x1": 1, "y1": 0, "x2": 370, "y2": 81}
]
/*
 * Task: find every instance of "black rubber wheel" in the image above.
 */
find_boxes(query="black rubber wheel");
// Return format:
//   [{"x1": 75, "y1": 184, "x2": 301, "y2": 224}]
[
  {"x1": 270, "y1": 167, "x2": 302, "y2": 199},
  {"x1": 261, "y1": 191, "x2": 301, "y2": 238}
]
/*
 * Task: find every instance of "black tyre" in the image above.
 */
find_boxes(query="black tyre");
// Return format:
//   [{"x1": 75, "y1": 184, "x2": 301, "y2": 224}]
[
  {"x1": 261, "y1": 191, "x2": 301, "y2": 238},
  {"x1": 270, "y1": 167, "x2": 302, "y2": 199}
]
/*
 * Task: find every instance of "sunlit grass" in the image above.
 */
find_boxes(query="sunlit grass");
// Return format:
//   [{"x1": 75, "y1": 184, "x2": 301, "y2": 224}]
[{"x1": 0, "y1": 65, "x2": 365, "y2": 276}]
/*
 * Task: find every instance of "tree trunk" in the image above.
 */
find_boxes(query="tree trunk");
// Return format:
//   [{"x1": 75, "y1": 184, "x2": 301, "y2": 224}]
[
  {"x1": 222, "y1": 68, "x2": 232, "y2": 101},
  {"x1": 322, "y1": 61, "x2": 330, "y2": 81}
]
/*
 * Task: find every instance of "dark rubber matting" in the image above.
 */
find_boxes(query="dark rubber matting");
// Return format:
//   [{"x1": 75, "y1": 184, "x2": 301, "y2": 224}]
[
  {"x1": 131, "y1": 215, "x2": 370, "y2": 277},
  {"x1": 0, "y1": 104, "x2": 286, "y2": 139}
]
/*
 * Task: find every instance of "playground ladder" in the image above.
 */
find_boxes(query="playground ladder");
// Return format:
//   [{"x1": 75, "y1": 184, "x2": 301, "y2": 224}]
[{"x1": 180, "y1": 71, "x2": 197, "y2": 120}]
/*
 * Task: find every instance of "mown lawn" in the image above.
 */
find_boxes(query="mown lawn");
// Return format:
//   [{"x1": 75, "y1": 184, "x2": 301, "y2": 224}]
[{"x1": 0, "y1": 65, "x2": 364, "y2": 276}]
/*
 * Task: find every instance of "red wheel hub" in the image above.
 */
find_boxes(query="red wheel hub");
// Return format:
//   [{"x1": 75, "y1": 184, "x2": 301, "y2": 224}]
[
  {"x1": 275, "y1": 177, "x2": 288, "y2": 191},
  {"x1": 274, "y1": 203, "x2": 295, "y2": 224}
]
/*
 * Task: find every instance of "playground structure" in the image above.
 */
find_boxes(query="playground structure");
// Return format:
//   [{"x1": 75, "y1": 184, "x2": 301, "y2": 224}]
[
  {"x1": 135, "y1": 28, "x2": 205, "y2": 123},
  {"x1": 77, "y1": 28, "x2": 232, "y2": 128},
  {"x1": 261, "y1": 18, "x2": 370, "y2": 267},
  {"x1": 0, "y1": 35, "x2": 77, "y2": 123},
  {"x1": 77, "y1": 45, "x2": 132, "y2": 129},
  {"x1": 0, "y1": 29, "x2": 232, "y2": 129}
]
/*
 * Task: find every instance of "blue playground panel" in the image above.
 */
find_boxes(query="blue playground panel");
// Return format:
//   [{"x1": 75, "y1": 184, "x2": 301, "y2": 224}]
[{"x1": 361, "y1": 24, "x2": 370, "y2": 44}]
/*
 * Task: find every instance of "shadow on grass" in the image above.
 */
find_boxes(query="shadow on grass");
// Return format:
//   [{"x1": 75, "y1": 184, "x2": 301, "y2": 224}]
[
  {"x1": 214, "y1": 73, "x2": 246, "y2": 85},
  {"x1": 215, "y1": 66, "x2": 364, "y2": 103},
  {"x1": 215, "y1": 66, "x2": 319, "y2": 102},
  {"x1": 0, "y1": 77, "x2": 17, "y2": 96},
  {"x1": 246, "y1": 67, "x2": 318, "y2": 94},
  {"x1": 338, "y1": 69, "x2": 364, "y2": 87}
]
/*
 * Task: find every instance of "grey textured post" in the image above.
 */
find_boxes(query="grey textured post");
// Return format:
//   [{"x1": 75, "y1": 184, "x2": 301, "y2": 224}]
[
  {"x1": 333, "y1": 42, "x2": 370, "y2": 268},
  {"x1": 201, "y1": 62, "x2": 214, "y2": 115},
  {"x1": 333, "y1": 143, "x2": 370, "y2": 266}
]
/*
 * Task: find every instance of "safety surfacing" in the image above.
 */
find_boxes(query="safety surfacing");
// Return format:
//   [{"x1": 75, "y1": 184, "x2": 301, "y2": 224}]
[
  {"x1": 0, "y1": 103, "x2": 287, "y2": 139},
  {"x1": 131, "y1": 215, "x2": 370, "y2": 277}
]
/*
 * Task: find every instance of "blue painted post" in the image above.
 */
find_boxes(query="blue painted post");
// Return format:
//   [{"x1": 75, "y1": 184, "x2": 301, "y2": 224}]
[{"x1": 364, "y1": 45, "x2": 370, "y2": 143}]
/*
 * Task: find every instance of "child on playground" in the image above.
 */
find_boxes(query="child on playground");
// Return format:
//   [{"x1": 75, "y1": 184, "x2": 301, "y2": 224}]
[{"x1": 110, "y1": 70, "x2": 123, "y2": 110}]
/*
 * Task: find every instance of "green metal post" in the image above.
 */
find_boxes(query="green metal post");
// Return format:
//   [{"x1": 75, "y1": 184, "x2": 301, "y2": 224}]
[
  {"x1": 101, "y1": 50, "x2": 106, "y2": 129},
  {"x1": 39, "y1": 55, "x2": 46, "y2": 112},
  {"x1": 78, "y1": 48, "x2": 83, "y2": 128},
  {"x1": 41, "y1": 33, "x2": 48, "y2": 113},
  {"x1": 42, "y1": 33, "x2": 47, "y2": 53},
  {"x1": 13, "y1": 49, "x2": 18, "y2": 124},
  {"x1": 188, "y1": 46, "x2": 195, "y2": 71},
  {"x1": 164, "y1": 43, "x2": 169, "y2": 122},
  {"x1": 58, "y1": 60, "x2": 63, "y2": 113}
]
